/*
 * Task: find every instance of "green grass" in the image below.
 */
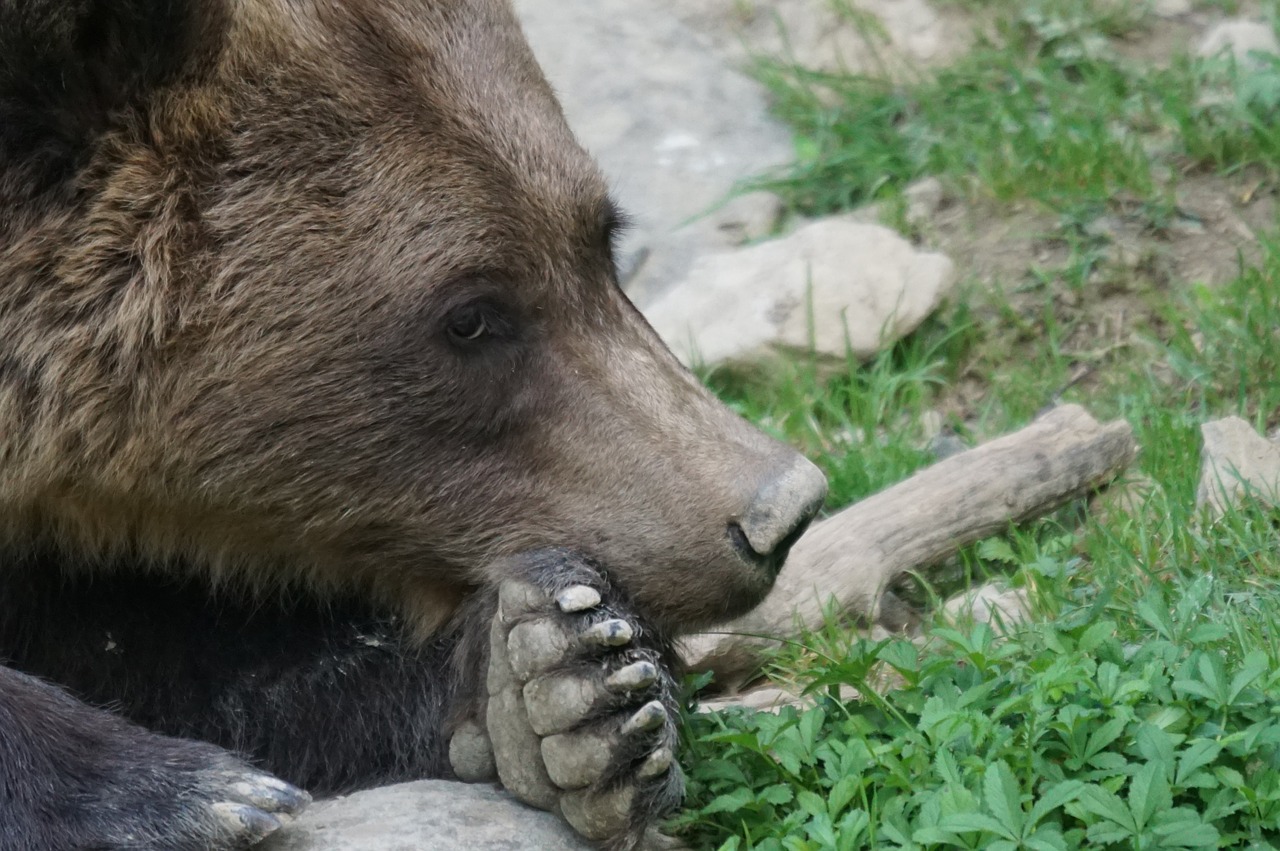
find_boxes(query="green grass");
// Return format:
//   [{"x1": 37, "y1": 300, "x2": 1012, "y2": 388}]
[
  {"x1": 749, "y1": 0, "x2": 1280, "y2": 216},
  {"x1": 674, "y1": 2, "x2": 1280, "y2": 849}
]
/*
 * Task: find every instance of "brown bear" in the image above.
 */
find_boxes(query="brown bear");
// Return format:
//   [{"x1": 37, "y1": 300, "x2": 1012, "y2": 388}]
[{"x1": 0, "y1": 1, "x2": 828, "y2": 850}]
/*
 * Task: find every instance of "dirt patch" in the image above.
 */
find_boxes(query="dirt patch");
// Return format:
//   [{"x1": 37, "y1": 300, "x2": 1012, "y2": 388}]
[
  {"x1": 1168, "y1": 171, "x2": 1274, "y2": 284},
  {"x1": 921, "y1": 170, "x2": 1271, "y2": 294},
  {"x1": 1116, "y1": 1, "x2": 1266, "y2": 65},
  {"x1": 888, "y1": 161, "x2": 1273, "y2": 428}
]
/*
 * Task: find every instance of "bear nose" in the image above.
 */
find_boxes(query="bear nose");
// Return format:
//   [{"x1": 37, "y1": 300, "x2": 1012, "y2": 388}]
[{"x1": 730, "y1": 454, "x2": 828, "y2": 573}]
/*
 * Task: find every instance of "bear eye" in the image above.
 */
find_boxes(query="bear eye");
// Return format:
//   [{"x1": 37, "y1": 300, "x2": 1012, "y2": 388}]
[
  {"x1": 449, "y1": 311, "x2": 488, "y2": 341},
  {"x1": 444, "y1": 301, "x2": 508, "y2": 346}
]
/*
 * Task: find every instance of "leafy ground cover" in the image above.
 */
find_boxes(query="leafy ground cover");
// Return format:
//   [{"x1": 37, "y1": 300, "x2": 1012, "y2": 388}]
[{"x1": 673, "y1": 2, "x2": 1280, "y2": 848}]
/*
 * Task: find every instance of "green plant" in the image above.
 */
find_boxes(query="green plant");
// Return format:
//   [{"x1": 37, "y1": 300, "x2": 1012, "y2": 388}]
[
  {"x1": 678, "y1": 4, "x2": 1280, "y2": 848},
  {"x1": 676, "y1": 574, "x2": 1280, "y2": 849}
]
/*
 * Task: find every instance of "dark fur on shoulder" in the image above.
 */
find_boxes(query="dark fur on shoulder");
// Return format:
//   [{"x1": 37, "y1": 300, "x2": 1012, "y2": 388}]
[{"x1": 1, "y1": 545, "x2": 471, "y2": 794}]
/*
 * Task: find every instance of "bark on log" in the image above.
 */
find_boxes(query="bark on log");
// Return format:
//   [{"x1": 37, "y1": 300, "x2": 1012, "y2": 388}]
[{"x1": 682, "y1": 404, "x2": 1138, "y2": 689}]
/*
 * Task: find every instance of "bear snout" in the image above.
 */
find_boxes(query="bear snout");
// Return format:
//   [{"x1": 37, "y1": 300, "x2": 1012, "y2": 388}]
[{"x1": 729, "y1": 453, "x2": 828, "y2": 577}]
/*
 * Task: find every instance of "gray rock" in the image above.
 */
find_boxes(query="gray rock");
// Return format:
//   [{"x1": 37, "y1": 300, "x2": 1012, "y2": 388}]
[
  {"x1": 262, "y1": 781, "x2": 592, "y2": 851},
  {"x1": 1091, "y1": 472, "x2": 1161, "y2": 526},
  {"x1": 941, "y1": 583, "x2": 1031, "y2": 634},
  {"x1": 713, "y1": 191, "x2": 785, "y2": 246},
  {"x1": 1196, "y1": 416, "x2": 1280, "y2": 518},
  {"x1": 903, "y1": 176, "x2": 945, "y2": 230},
  {"x1": 513, "y1": 0, "x2": 793, "y2": 305},
  {"x1": 1152, "y1": 0, "x2": 1193, "y2": 17},
  {"x1": 1197, "y1": 19, "x2": 1280, "y2": 69},
  {"x1": 929, "y1": 432, "x2": 969, "y2": 462},
  {"x1": 643, "y1": 218, "x2": 956, "y2": 366}
]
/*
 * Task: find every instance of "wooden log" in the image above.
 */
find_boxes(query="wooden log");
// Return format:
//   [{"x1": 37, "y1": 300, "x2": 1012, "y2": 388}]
[{"x1": 681, "y1": 404, "x2": 1138, "y2": 689}]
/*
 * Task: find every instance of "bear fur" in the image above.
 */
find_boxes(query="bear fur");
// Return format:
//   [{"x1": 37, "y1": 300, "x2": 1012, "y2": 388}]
[{"x1": 0, "y1": 1, "x2": 827, "y2": 849}]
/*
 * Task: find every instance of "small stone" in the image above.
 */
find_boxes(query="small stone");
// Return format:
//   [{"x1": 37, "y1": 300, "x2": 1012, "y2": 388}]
[
  {"x1": 1153, "y1": 0, "x2": 1192, "y2": 17},
  {"x1": 920, "y1": 410, "x2": 945, "y2": 442},
  {"x1": 941, "y1": 583, "x2": 1031, "y2": 634},
  {"x1": 1091, "y1": 473, "x2": 1160, "y2": 525},
  {"x1": 929, "y1": 432, "x2": 968, "y2": 461},
  {"x1": 1196, "y1": 416, "x2": 1280, "y2": 518},
  {"x1": 1084, "y1": 214, "x2": 1125, "y2": 240},
  {"x1": 1197, "y1": 20, "x2": 1280, "y2": 69},
  {"x1": 903, "y1": 177, "x2": 944, "y2": 228}
]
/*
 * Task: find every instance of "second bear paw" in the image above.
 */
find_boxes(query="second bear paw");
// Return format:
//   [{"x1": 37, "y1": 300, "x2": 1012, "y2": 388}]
[{"x1": 475, "y1": 552, "x2": 684, "y2": 850}]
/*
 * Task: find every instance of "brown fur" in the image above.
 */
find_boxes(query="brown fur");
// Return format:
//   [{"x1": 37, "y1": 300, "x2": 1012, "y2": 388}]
[{"x1": 0, "y1": 0, "x2": 807, "y2": 638}]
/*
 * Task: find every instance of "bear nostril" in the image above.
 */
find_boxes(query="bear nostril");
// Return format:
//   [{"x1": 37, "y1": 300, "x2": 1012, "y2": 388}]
[
  {"x1": 728, "y1": 513, "x2": 815, "y2": 579},
  {"x1": 727, "y1": 521, "x2": 781, "y2": 577},
  {"x1": 733, "y1": 454, "x2": 828, "y2": 572}
]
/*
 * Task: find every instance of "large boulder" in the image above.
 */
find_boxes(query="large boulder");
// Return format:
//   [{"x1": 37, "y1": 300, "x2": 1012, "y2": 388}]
[
  {"x1": 644, "y1": 218, "x2": 957, "y2": 367},
  {"x1": 264, "y1": 781, "x2": 593, "y2": 851}
]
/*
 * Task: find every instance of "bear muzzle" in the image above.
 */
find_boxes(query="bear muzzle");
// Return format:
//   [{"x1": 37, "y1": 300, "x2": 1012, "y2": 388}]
[{"x1": 729, "y1": 453, "x2": 828, "y2": 578}]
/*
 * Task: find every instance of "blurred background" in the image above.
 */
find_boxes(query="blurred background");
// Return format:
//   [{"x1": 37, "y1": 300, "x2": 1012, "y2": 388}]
[{"x1": 510, "y1": 3, "x2": 1280, "y2": 849}]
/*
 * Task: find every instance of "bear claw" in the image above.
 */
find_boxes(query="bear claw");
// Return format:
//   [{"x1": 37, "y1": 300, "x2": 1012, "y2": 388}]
[
  {"x1": 205, "y1": 768, "x2": 309, "y2": 846},
  {"x1": 211, "y1": 802, "x2": 284, "y2": 841},
  {"x1": 226, "y1": 773, "x2": 311, "y2": 815},
  {"x1": 556, "y1": 585, "x2": 603, "y2": 613},
  {"x1": 637, "y1": 747, "x2": 674, "y2": 779},
  {"x1": 607, "y1": 661, "x2": 658, "y2": 692},
  {"x1": 582, "y1": 618, "x2": 635, "y2": 647},
  {"x1": 620, "y1": 701, "x2": 667, "y2": 736}
]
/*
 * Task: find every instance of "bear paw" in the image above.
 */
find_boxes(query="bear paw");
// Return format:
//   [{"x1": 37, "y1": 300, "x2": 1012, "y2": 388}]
[
  {"x1": 194, "y1": 761, "x2": 313, "y2": 848},
  {"x1": 65, "y1": 738, "x2": 308, "y2": 850},
  {"x1": 465, "y1": 553, "x2": 684, "y2": 851}
]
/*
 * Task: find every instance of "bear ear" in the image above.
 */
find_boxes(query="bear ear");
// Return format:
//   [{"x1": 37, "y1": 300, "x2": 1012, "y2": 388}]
[{"x1": 0, "y1": 0, "x2": 215, "y2": 198}]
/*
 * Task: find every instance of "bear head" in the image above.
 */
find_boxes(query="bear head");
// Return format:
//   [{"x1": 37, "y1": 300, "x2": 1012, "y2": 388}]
[{"x1": 0, "y1": 0, "x2": 828, "y2": 635}]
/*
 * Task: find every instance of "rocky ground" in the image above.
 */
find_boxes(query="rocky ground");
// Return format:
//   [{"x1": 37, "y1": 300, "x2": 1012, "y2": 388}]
[
  {"x1": 261, "y1": 781, "x2": 591, "y2": 851},
  {"x1": 273, "y1": 1, "x2": 1280, "y2": 847},
  {"x1": 518, "y1": 0, "x2": 1278, "y2": 373}
]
